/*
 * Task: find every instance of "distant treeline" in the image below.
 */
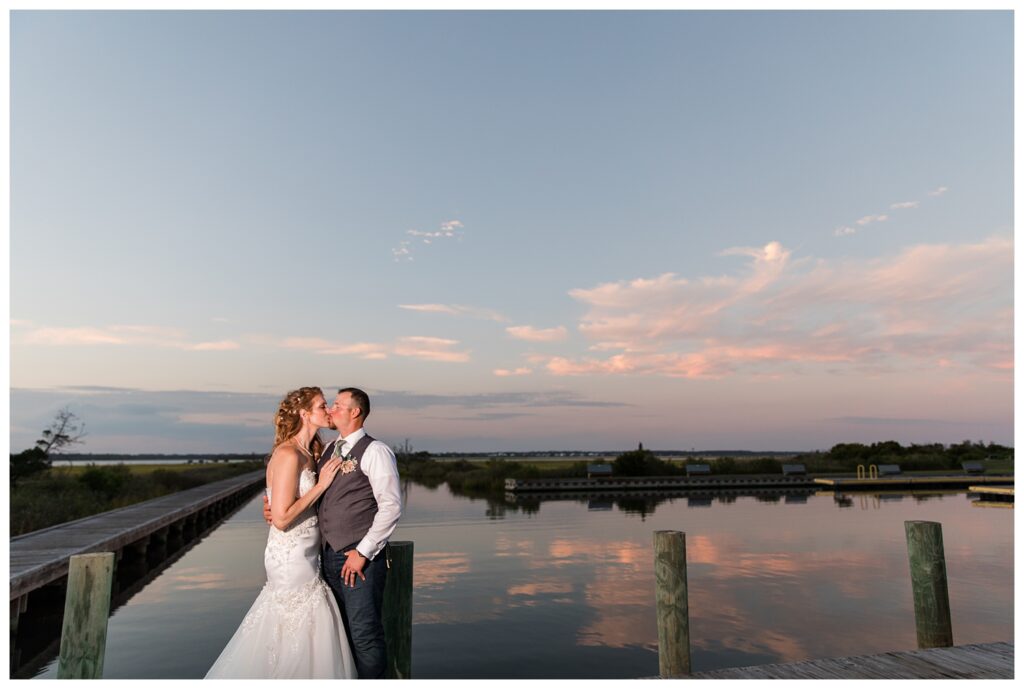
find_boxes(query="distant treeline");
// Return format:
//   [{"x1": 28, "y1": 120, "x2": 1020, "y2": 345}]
[
  {"x1": 796, "y1": 440, "x2": 1012, "y2": 472},
  {"x1": 55, "y1": 453, "x2": 266, "y2": 462},
  {"x1": 429, "y1": 449, "x2": 800, "y2": 459},
  {"x1": 396, "y1": 440, "x2": 1013, "y2": 502}
]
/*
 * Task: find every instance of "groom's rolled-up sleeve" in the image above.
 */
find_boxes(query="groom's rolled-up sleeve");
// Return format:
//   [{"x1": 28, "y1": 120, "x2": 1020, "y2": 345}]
[{"x1": 356, "y1": 442, "x2": 403, "y2": 560}]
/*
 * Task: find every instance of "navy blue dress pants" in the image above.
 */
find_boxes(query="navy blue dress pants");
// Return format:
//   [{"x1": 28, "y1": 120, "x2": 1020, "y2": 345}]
[{"x1": 321, "y1": 543, "x2": 388, "y2": 679}]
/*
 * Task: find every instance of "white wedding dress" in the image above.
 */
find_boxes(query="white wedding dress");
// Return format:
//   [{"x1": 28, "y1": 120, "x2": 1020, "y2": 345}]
[{"x1": 206, "y1": 468, "x2": 357, "y2": 679}]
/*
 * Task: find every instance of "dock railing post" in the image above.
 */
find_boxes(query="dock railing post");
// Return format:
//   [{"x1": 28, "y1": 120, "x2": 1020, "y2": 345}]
[
  {"x1": 654, "y1": 530, "x2": 691, "y2": 677},
  {"x1": 383, "y1": 540, "x2": 414, "y2": 679},
  {"x1": 904, "y1": 521, "x2": 953, "y2": 649},
  {"x1": 57, "y1": 552, "x2": 115, "y2": 679}
]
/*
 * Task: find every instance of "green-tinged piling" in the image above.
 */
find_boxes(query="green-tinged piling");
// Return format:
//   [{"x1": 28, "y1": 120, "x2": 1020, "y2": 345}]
[
  {"x1": 654, "y1": 530, "x2": 691, "y2": 677},
  {"x1": 57, "y1": 552, "x2": 115, "y2": 679},
  {"x1": 905, "y1": 520, "x2": 954, "y2": 648}
]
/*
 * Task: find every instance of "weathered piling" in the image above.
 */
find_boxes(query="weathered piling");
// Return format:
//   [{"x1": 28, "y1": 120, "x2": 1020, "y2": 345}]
[
  {"x1": 654, "y1": 530, "x2": 691, "y2": 677},
  {"x1": 904, "y1": 520, "x2": 954, "y2": 648},
  {"x1": 56, "y1": 552, "x2": 115, "y2": 679},
  {"x1": 383, "y1": 540, "x2": 414, "y2": 679}
]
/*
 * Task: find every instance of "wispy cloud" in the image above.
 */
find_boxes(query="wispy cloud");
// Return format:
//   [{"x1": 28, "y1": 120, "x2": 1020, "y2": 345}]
[
  {"x1": 392, "y1": 240, "x2": 413, "y2": 262},
  {"x1": 494, "y1": 367, "x2": 533, "y2": 377},
  {"x1": 826, "y1": 416, "x2": 956, "y2": 426},
  {"x1": 399, "y1": 303, "x2": 507, "y2": 322},
  {"x1": 25, "y1": 327, "x2": 127, "y2": 345},
  {"x1": 506, "y1": 325, "x2": 568, "y2": 342},
  {"x1": 550, "y1": 236, "x2": 1012, "y2": 378},
  {"x1": 283, "y1": 337, "x2": 390, "y2": 359},
  {"x1": 834, "y1": 187, "x2": 947, "y2": 238},
  {"x1": 284, "y1": 334, "x2": 470, "y2": 363},
  {"x1": 189, "y1": 341, "x2": 241, "y2": 351},
  {"x1": 18, "y1": 324, "x2": 240, "y2": 351},
  {"x1": 394, "y1": 336, "x2": 470, "y2": 363},
  {"x1": 408, "y1": 219, "x2": 464, "y2": 240},
  {"x1": 394, "y1": 219, "x2": 466, "y2": 259}
]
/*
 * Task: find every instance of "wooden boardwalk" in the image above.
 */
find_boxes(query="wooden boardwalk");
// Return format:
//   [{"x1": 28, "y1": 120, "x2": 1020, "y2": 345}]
[
  {"x1": 686, "y1": 642, "x2": 1013, "y2": 679},
  {"x1": 815, "y1": 475, "x2": 1014, "y2": 491},
  {"x1": 10, "y1": 470, "x2": 265, "y2": 602},
  {"x1": 969, "y1": 485, "x2": 1014, "y2": 498},
  {"x1": 505, "y1": 475, "x2": 816, "y2": 493}
]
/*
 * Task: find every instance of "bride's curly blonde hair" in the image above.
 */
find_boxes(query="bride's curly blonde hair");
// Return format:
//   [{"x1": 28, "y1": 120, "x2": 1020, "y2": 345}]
[{"x1": 270, "y1": 386, "x2": 325, "y2": 461}]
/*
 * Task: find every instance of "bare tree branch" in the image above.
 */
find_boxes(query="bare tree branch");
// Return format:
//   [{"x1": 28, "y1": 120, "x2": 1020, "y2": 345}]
[{"x1": 35, "y1": 407, "x2": 87, "y2": 456}]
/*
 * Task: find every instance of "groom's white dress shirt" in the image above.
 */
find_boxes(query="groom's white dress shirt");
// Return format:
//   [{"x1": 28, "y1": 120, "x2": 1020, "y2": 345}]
[{"x1": 333, "y1": 427, "x2": 402, "y2": 561}]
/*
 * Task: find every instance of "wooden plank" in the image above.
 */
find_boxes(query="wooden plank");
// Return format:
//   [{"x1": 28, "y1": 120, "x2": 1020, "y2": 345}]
[
  {"x1": 969, "y1": 486, "x2": 1014, "y2": 496},
  {"x1": 686, "y1": 642, "x2": 1013, "y2": 679}
]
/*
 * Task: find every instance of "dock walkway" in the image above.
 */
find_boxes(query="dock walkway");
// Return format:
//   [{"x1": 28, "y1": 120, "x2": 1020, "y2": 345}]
[
  {"x1": 10, "y1": 470, "x2": 265, "y2": 606},
  {"x1": 686, "y1": 641, "x2": 1013, "y2": 679},
  {"x1": 505, "y1": 475, "x2": 815, "y2": 493},
  {"x1": 815, "y1": 475, "x2": 1014, "y2": 491}
]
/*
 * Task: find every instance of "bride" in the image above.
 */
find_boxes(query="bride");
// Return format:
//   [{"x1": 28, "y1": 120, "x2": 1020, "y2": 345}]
[{"x1": 206, "y1": 386, "x2": 357, "y2": 679}]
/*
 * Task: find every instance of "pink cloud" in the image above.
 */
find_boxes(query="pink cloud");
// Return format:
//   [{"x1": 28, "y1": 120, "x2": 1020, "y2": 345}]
[
  {"x1": 394, "y1": 336, "x2": 470, "y2": 363},
  {"x1": 494, "y1": 367, "x2": 532, "y2": 376},
  {"x1": 506, "y1": 325, "x2": 568, "y2": 342},
  {"x1": 189, "y1": 340, "x2": 240, "y2": 351},
  {"x1": 554, "y1": 237, "x2": 1011, "y2": 378},
  {"x1": 20, "y1": 324, "x2": 241, "y2": 352}
]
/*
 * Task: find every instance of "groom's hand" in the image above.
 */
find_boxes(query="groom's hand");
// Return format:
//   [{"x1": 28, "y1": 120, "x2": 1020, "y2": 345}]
[
  {"x1": 341, "y1": 549, "x2": 367, "y2": 587},
  {"x1": 262, "y1": 495, "x2": 272, "y2": 524}
]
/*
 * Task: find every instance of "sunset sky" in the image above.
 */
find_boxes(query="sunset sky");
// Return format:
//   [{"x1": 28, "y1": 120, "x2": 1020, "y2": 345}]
[{"x1": 9, "y1": 10, "x2": 1013, "y2": 453}]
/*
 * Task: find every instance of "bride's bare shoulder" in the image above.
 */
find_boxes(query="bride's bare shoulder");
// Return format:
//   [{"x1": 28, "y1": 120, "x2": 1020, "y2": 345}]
[{"x1": 267, "y1": 444, "x2": 302, "y2": 479}]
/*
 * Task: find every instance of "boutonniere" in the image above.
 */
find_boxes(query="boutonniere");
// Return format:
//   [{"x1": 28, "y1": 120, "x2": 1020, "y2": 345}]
[{"x1": 339, "y1": 456, "x2": 359, "y2": 475}]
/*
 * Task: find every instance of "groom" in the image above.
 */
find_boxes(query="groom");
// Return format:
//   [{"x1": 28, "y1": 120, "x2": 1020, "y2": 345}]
[{"x1": 264, "y1": 387, "x2": 402, "y2": 678}]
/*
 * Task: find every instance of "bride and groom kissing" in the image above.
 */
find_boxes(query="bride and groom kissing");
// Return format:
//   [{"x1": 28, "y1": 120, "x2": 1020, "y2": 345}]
[{"x1": 206, "y1": 386, "x2": 402, "y2": 679}]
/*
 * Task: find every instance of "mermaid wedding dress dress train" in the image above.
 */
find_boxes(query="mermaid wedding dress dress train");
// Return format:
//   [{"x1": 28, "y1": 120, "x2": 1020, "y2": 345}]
[{"x1": 206, "y1": 469, "x2": 356, "y2": 679}]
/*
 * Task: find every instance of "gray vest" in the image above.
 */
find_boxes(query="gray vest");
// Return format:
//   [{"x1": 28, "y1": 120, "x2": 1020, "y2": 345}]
[{"x1": 317, "y1": 434, "x2": 378, "y2": 554}]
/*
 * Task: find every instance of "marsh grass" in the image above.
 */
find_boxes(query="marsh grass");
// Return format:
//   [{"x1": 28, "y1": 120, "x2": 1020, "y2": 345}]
[{"x1": 10, "y1": 461, "x2": 264, "y2": 537}]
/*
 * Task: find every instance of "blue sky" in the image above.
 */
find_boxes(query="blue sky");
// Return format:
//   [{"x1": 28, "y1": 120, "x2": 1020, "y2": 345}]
[{"x1": 9, "y1": 10, "x2": 1013, "y2": 452}]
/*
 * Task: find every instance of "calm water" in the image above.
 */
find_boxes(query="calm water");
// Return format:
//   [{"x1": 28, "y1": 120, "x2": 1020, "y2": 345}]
[{"x1": 32, "y1": 482, "x2": 1013, "y2": 679}]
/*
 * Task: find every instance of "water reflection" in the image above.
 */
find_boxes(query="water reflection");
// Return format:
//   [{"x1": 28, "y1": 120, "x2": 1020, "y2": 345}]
[{"x1": 22, "y1": 482, "x2": 1013, "y2": 679}]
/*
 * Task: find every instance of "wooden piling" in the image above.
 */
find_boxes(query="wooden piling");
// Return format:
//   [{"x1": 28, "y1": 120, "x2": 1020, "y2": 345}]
[
  {"x1": 905, "y1": 520, "x2": 954, "y2": 649},
  {"x1": 57, "y1": 552, "x2": 115, "y2": 679},
  {"x1": 654, "y1": 530, "x2": 691, "y2": 677},
  {"x1": 383, "y1": 541, "x2": 414, "y2": 679}
]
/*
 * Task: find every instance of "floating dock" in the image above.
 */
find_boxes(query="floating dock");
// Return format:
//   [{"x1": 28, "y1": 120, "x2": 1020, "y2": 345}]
[
  {"x1": 685, "y1": 641, "x2": 1013, "y2": 679},
  {"x1": 968, "y1": 485, "x2": 1014, "y2": 498},
  {"x1": 969, "y1": 485, "x2": 1014, "y2": 508},
  {"x1": 505, "y1": 474, "x2": 1014, "y2": 494},
  {"x1": 814, "y1": 475, "x2": 1013, "y2": 491},
  {"x1": 504, "y1": 475, "x2": 816, "y2": 493}
]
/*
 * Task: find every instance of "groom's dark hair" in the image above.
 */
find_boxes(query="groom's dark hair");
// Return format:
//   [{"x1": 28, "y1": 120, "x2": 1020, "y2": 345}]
[{"x1": 339, "y1": 387, "x2": 370, "y2": 419}]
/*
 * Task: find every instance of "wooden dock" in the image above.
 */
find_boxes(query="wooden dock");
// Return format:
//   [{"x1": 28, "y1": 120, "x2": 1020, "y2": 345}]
[
  {"x1": 505, "y1": 475, "x2": 816, "y2": 493},
  {"x1": 969, "y1": 485, "x2": 1014, "y2": 498},
  {"x1": 814, "y1": 475, "x2": 1013, "y2": 491},
  {"x1": 686, "y1": 641, "x2": 1013, "y2": 679},
  {"x1": 10, "y1": 470, "x2": 265, "y2": 631}
]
